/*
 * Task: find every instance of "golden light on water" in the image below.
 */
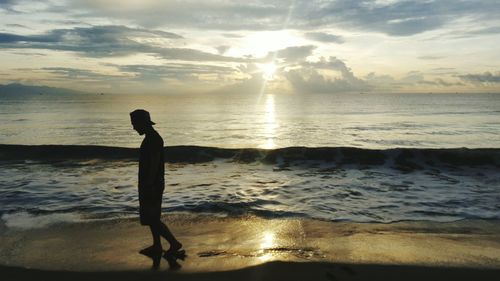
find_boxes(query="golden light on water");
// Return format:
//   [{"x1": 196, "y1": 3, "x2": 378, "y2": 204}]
[
  {"x1": 259, "y1": 231, "x2": 275, "y2": 261},
  {"x1": 262, "y1": 94, "x2": 278, "y2": 149}
]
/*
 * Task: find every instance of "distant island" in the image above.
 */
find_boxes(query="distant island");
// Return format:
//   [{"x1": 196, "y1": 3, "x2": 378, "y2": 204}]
[{"x1": 0, "y1": 83, "x2": 88, "y2": 96}]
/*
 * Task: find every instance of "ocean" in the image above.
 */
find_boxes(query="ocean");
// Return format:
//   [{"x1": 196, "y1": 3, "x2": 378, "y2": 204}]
[{"x1": 1, "y1": 92, "x2": 499, "y2": 228}]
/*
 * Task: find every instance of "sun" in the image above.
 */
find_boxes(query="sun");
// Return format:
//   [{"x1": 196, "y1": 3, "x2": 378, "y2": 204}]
[{"x1": 258, "y1": 63, "x2": 277, "y2": 80}]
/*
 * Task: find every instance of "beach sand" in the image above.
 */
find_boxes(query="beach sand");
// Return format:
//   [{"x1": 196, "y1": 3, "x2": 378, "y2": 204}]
[{"x1": 1, "y1": 215, "x2": 499, "y2": 280}]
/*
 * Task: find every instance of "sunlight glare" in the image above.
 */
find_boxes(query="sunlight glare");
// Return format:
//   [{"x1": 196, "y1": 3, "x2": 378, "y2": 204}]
[
  {"x1": 233, "y1": 31, "x2": 304, "y2": 58},
  {"x1": 258, "y1": 63, "x2": 277, "y2": 81},
  {"x1": 259, "y1": 231, "x2": 275, "y2": 261}
]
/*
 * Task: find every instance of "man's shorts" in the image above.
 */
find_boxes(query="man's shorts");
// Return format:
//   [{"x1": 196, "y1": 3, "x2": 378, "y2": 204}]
[{"x1": 138, "y1": 187, "x2": 164, "y2": 226}]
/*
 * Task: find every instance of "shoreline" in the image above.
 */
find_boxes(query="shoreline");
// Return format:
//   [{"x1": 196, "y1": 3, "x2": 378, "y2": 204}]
[
  {"x1": 1, "y1": 214, "x2": 499, "y2": 272},
  {"x1": 2, "y1": 261, "x2": 500, "y2": 281}
]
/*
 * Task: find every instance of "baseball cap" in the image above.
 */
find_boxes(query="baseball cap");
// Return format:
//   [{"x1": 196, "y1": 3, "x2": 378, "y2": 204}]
[{"x1": 130, "y1": 109, "x2": 156, "y2": 125}]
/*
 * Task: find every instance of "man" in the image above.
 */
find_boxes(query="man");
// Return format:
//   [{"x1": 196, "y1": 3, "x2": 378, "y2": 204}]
[{"x1": 130, "y1": 109, "x2": 182, "y2": 258}]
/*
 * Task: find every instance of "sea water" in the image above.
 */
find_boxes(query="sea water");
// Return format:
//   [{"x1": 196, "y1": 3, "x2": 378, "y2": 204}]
[
  {"x1": 1, "y1": 92, "x2": 499, "y2": 149},
  {"x1": 1, "y1": 92, "x2": 499, "y2": 228}
]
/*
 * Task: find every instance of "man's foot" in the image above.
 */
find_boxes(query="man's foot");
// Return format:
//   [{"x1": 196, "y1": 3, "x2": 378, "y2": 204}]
[
  {"x1": 139, "y1": 245, "x2": 163, "y2": 258},
  {"x1": 165, "y1": 242, "x2": 182, "y2": 255}
]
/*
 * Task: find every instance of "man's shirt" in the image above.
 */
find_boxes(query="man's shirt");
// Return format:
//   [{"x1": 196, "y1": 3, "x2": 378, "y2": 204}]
[{"x1": 139, "y1": 130, "x2": 165, "y2": 191}]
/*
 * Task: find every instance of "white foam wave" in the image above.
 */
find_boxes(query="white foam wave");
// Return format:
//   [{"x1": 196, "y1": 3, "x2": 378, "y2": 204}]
[{"x1": 1, "y1": 212, "x2": 82, "y2": 229}]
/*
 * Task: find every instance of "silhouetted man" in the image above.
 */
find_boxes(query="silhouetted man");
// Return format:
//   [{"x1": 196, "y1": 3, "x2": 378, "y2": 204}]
[{"x1": 130, "y1": 109, "x2": 182, "y2": 258}]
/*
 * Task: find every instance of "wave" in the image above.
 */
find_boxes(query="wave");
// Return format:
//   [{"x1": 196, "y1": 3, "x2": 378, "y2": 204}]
[{"x1": 1, "y1": 144, "x2": 499, "y2": 170}]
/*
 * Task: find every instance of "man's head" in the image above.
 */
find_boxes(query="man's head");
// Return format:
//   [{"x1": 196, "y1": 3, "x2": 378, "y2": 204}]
[{"x1": 130, "y1": 109, "x2": 156, "y2": 135}]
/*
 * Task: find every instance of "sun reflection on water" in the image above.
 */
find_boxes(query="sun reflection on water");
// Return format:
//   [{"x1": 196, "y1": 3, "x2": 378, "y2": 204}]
[{"x1": 262, "y1": 94, "x2": 278, "y2": 149}]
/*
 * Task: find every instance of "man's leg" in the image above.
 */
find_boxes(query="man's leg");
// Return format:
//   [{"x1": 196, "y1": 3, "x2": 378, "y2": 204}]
[
  {"x1": 139, "y1": 224, "x2": 162, "y2": 257},
  {"x1": 156, "y1": 221, "x2": 182, "y2": 252},
  {"x1": 150, "y1": 224, "x2": 162, "y2": 249}
]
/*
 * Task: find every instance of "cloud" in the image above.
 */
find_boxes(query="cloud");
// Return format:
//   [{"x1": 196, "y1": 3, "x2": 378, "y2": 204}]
[
  {"x1": 216, "y1": 45, "x2": 230, "y2": 55},
  {"x1": 221, "y1": 33, "x2": 244, "y2": 38},
  {"x1": 267, "y1": 45, "x2": 316, "y2": 63},
  {"x1": 313, "y1": 0, "x2": 500, "y2": 36},
  {"x1": 307, "y1": 56, "x2": 361, "y2": 82},
  {"x1": 418, "y1": 78, "x2": 464, "y2": 87},
  {"x1": 40, "y1": 67, "x2": 124, "y2": 81},
  {"x1": 468, "y1": 26, "x2": 500, "y2": 35},
  {"x1": 0, "y1": 25, "x2": 183, "y2": 43},
  {"x1": 0, "y1": 0, "x2": 15, "y2": 8},
  {"x1": 401, "y1": 71, "x2": 425, "y2": 83},
  {"x1": 0, "y1": 25, "x2": 252, "y2": 62},
  {"x1": 5, "y1": 23, "x2": 27, "y2": 28},
  {"x1": 232, "y1": 55, "x2": 468, "y2": 95},
  {"x1": 443, "y1": 25, "x2": 500, "y2": 39},
  {"x1": 363, "y1": 71, "x2": 466, "y2": 91},
  {"x1": 116, "y1": 63, "x2": 236, "y2": 82},
  {"x1": 9, "y1": 66, "x2": 131, "y2": 91},
  {"x1": 40, "y1": 63, "x2": 237, "y2": 84},
  {"x1": 67, "y1": 1, "x2": 288, "y2": 30},
  {"x1": 284, "y1": 56, "x2": 369, "y2": 93},
  {"x1": 0, "y1": 25, "x2": 181, "y2": 44},
  {"x1": 304, "y1": 32, "x2": 344, "y2": 43},
  {"x1": 418, "y1": 55, "x2": 444, "y2": 60},
  {"x1": 11, "y1": 51, "x2": 46, "y2": 56},
  {"x1": 458, "y1": 72, "x2": 500, "y2": 84},
  {"x1": 11, "y1": 63, "x2": 241, "y2": 94},
  {"x1": 52, "y1": 0, "x2": 500, "y2": 36},
  {"x1": 0, "y1": 33, "x2": 33, "y2": 43}
]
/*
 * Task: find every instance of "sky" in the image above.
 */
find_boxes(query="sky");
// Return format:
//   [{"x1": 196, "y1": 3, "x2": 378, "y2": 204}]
[{"x1": 1, "y1": 0, "x2": 500, "y2": 94}]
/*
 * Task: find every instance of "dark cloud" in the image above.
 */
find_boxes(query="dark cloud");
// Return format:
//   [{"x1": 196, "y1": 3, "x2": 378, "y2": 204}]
[
  {"x1": 0, "y1": 0, "x2": 20, "y2": 13},
  {"x1": 60, "y1": 1, "x2": 500, "y2": 36},
  {"x1": 40, "y1": 20, "x2": 90, "y2": 26},
  {"x1": 216, "y1": 45, "x2": 230, "y2": 55},
  {"x1": 313, "y1": 0, "x2": 500, "y2": 36},
  {"x1": 69, "y1": 1, "x2": 288, "y2": 30},
  {"x1": 0, "y1": 25, "x2": 252, "y2": 62},
  {"x1": 0, "y1": 25, "x2": 181, "y2": 44},
  {"x1": 458, "y1": 72, "x2": 500, "y2": 84},
  {"x1": 0, "y1": 0, "x2": 15, "y2": 7},
  {"x1": 11, "y1": 51, "x2": 46, "y2": 56},
  {"x1": 267, "y1": 45, "x2": 316, "y2": 63},
  {"x1": 0, "y1": 33, "x2": 33, "y2": 43},
  {"x1": 5, "y1": 23, "x2": 27, "y2": 28},
  {"x1": 304, "y1": 32, "x2": 344, "y2": 43}
]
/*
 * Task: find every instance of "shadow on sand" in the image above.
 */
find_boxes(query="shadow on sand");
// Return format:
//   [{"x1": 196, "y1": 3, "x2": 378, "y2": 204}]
[{"x1": 2, "y1": 261, "x2": 499, "y2": 281}]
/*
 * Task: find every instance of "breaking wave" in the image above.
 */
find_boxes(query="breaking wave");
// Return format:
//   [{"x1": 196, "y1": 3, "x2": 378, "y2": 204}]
[{"x1": 1, "y1": 144, "x2": 499, "y2": 170}]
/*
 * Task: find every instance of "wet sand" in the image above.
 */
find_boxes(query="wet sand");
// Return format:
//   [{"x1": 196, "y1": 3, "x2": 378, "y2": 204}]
[{"x1": 1, "y1": 215, "x2": 499, "y2": 280}]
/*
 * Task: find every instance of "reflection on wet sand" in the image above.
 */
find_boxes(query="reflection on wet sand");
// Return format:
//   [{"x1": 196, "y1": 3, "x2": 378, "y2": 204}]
[
  {"x1": 259, "y1": 232, "x2": 275, "y2": 262},
  {"x1": 2, "y1": 215, "x2": 499, "y2": 273}
]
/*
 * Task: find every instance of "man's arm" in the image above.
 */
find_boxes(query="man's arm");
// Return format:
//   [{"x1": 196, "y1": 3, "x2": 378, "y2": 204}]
[{"x1": 144, "y1": 139, "x2": 162, "y2": 190}]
